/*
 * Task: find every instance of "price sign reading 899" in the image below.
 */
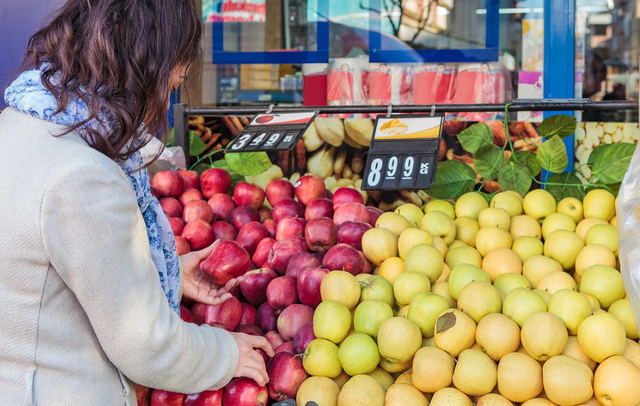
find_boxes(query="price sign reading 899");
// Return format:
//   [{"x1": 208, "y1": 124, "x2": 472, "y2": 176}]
[{"x1": 362, "y1": 115, "x2": 444, "y2": 191}]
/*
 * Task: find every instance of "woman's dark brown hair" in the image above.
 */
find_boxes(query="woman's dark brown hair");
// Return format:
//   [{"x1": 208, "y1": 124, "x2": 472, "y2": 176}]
[{"x1": 23, "y1": 0, "x2": 203, "y2": 163}]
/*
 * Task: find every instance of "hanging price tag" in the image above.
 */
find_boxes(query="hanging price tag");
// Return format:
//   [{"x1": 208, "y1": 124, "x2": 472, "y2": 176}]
[
  {"x1": 362, "y1": 115, "x2": 444, "y2": 191},
  {"x1": 227, "y1": 111, "x2": 318, "y2": 152}
]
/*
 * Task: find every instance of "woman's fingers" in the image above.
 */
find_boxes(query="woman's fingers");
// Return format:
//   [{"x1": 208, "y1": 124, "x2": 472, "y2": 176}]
[{"x1": 249, "y1": 335, "x2": 274, "y2": 357}]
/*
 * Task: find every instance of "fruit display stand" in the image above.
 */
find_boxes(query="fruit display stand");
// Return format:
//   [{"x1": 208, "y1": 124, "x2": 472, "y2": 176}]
[{"x1": 143, "y1": 100, "x2": 640, "y2": 406}]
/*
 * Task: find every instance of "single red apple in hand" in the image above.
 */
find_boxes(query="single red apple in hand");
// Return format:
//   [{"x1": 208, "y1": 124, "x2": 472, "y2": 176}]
[
  {"x1": 192, "y1": 297, "x2": 242, "y2": 331},
  {"x1": 182, "y1": 220, "x2": 215, "y2": 251},
  {"x1": 294, "y1": 175, "x2": 325, "y2": 206},
  {"x1": 200, "y1": 168, "x2": 231, "y2": 198},
  {"x1": 201, "y1": 241, "x2": 251, "y2": 285},
  {"x1": 266, "y1": 179, "x2": 295, "y2": 206},
  {"x1": 305, "y1": 217, "x2": 338, "y2": 253},
  {"x1": 183, "y1": 200, "x2": 214, "y2": 224},
  {"x1": 208, "y1": 193, "x2": 235, "y2": 221},
  {"x1": 160, "y1": 197, "x2": 183, "y2": 218},
  {"x1": 223, "y1": 377, "x2": 268, "y2": 406},
  {"x1": 178, "y1": 188, "x2": 204, "y2": 206},
  {"x1": 271, "y1": 198, "x2": 305, "y2": 224},
  {"x1": 305, "y1": 198, "x2": 334, "y2": 220},
  {"x1": 151, "y1": 390, "x2": 185, "y2": 406},
  {"x1": 184, "y1": 389, "x2": 223, "y2": 406},
  {"x1": 234, "y1": 182, "x2": 265, "y2": 210},
  {"x1": 322, "y1": 244, "x2": 366, "y2": 275},
  {"x1": 178, "y1": 170, "x2": 200, "y2": 191},
  {"x1": 152, "y1": 171, "x2": 184, "y2": 198},
  {"x1": 240, "y1": 268, "x2": 277, "y2": 306},
  {"x1": 267, "y1": 353, "x2": 308, "y2": 401}
]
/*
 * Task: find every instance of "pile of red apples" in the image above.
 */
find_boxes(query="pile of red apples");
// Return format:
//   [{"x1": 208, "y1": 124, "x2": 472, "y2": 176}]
[{"x1": 145, "y1": 168, "x2": 382, "y2": 406}]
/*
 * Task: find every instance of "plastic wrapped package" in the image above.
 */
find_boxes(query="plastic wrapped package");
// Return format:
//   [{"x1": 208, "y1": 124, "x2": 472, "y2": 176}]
[
  {"x1": 141, "y1": 136, "x2": 187, "y2": 177},
  {"x1": 368, "y1": 63, "x2": 413, "y2": 106},
  {"x1": 302, "y1": 63, "x2": 328, "y2": 106},
  {"x1": 615, "y1": 146, "x2": 640, "y2": 330},
  {"x1": 327, "y1": 57, "x2": 369, "y2": 117},
  {"x1": 413, "y1": 63, "x2": 456, "y2": 105}
]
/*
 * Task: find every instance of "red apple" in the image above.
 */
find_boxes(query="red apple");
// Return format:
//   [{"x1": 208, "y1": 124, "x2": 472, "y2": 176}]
[
  {"x1": 277, "y1": 304, "x2": 314, "y2": 341},
  {"x1": 275, "y1": 217, "x2": 306, "y2": 241},
  {"x1": 305, "y1": 217, "x2": 338, "y2": 253},
  {"x1": 182, "y1": 220, "x2": 215, "y2": 251},
  {"x1": 151, "y1": 390, "x2": 185, "y2": 406},
  {"x1": 235, "y1": 324, "x2": 263, "y2": 336},
  {"x1": 266, "y1": 179, "x2": 295, "y2": 206},
  {"x1": 178, "y1": 188, "x2": 204, "y2": 206},
  {"x1": 234, "y1": 182, "x2": 265, "y2": 210},
  {"x1": 258, "y1": 206, "x2": 272, "y2": 222},
  {"x1": 230, "y1": 206, "x2": 261, "y2": 231},
  {"x1": 236, "y1": 222, "x2": 270, "y2": 256},
  {"x1": 333, "y1": 202, "x2": 370, "y2": 225},
  {"x1": 337, "y1": 221, "x2": 372, "y2": 250},
  {"x1": 191, "y1": 297, "x2": 243, "y2": 331},
  {"x1": 271, "y1": 198, "x2": 305, "y2": 224},
  {"x1": 175, "y1": 236, "x2": 191, "y2": 255},
  {"x1": 262, "y1": 219, "x2": 276, "y2": 238},
  {"x1": 178, "y1": 170, "x2": 200, "y2": 191},
  {"x1": 265, "y1": 331, "x2": 285, "y2": 349},
  {"x1": 361, "y1": 252, "x2": 373, "y2": 274},
  {"x1": 223, "y1": 378, "x2": 268, "y2": 406},
  {"x1": 160, "y1": 197, "x2": 183, "y2": 218},
  {"x1": 151, "y1": 187, "x2": 161, "y2": 199},
  {"x1": 324, "y1": 189, "x2": 334, "y2": 200},
  {"x1": 201, "y1": 241, "x2": 251, "y2": 285},
  {"x1": 274, "y1": 341, "x2": 295, "y2": 355},
  {"x1": 256, "y1": 115, "x2": 275, "y2": 124},
  {"x1": 183, "y1": 200, "x2": 214, "y2": 224},
  {"x1": 322, "y1": 244, "x2": 366, "y2": 275},
  {"x1": 137, "y1": 385, "x2": 151, "y2": 406},
  {"x1": 268, "y1": 237, "x2": 307, "y2": 275},
  {"x1": 305, "y1": 198, "x2": 334, "y2": 220},
  {"x1": 184, "y1": 390, "x2": 223, "y2": 406},
  {"x1": 266, "y1": 276, "x2": 298, "y2": 310},
  {"x1": 267, "y1": 353, "x2": 308, "y2": 401},
  {"x1": 152, "y1": 171, "x2": 184, "y2": 198},
  {"x1": 297, "y1": 267, "x2": 329, "y2": 307},
  {"x1": 293, "y1": 322, "x2": 316, "y2": 354},
  {"x1": 209, "y1": 222, "x2": 235, "y2": 242},
  {"x1": 240, "y1": 268, "x2": 277, "y2": 305},
  {"x1": 252, "y1": 238, "x2": 276, "y2": 268},
  {"x1": 180, "y1": 305, "x2": 195, "y2": 323},
  {"x1": 207, "y1": 193, "x2": 235, "y2": 221},
  {"x1": 200, "y1": 168, "x2": 231, "y2": 198},
  {"x1": 366, "y1": 206, "x2": 384, "y2": 227},
  {"x1": 240, "y1": 303, "x2": 257, "y2": 325},
  {"x1": 256, "y1": 303, "x2": 280, "y2": 333},
  {"x1": 294, "y1": 175, "x2": 326, "y2": 206},
  {"x1": 257, "y1": 348, "x2": 269, "y2": 365},
  {"x1": 285, "y1": 252, "x2": 322, "y2": 279},
  {"x1": 168, "y1": 217, "x2": 185, "y2": 236},
  {"x1": 332, "y1": 187, "x2": 364, "y2": 209}
]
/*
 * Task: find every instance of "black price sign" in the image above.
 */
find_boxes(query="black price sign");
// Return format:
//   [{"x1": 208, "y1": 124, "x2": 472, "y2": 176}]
[
  {"x1": 228, "y1": 111, "x2": 318, "y2": 152},
  {"x1": 362, "y1": 115, "x2": 444, "y2": 191}
]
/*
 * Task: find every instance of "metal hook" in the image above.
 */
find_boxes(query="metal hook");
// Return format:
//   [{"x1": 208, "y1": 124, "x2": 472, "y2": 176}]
[
  {"x1": 387, "y1": 103, "x2": 393, "y2": 117},
  {"x1": 266, "y1": 104, "x2": 275, "y2": 114},
  {"x1": 430, "y1": 104, "x2": 436, "y2": 117}
]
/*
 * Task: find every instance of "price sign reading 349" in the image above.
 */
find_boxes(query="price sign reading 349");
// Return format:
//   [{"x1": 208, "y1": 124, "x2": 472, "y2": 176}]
[
  {"x1": 362, "y1": 115, "x2": 444, "y2": 191},
  {"x1": 227, "y1": 111, "x2": 318, "y2": 152}
]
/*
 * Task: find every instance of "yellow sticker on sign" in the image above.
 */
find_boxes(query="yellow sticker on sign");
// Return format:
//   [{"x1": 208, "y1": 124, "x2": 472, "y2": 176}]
[{"x1": 375, "y1": 117, "x2": 442, "y2": 140}]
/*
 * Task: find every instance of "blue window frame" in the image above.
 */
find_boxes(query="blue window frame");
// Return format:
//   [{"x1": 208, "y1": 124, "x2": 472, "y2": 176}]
[
  {"x1": 211, "y1": 0, "x2": 330, "y2": 64},
  {"x1": 368, "y1": 0, "x2": 500, "y2": 63}
]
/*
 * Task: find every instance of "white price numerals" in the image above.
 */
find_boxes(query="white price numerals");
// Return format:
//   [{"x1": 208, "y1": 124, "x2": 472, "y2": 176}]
[
  {"x1": 231, "y1": 134, "x2": 252, "y2": 150},
  {"x1": 263, "y1": 133, "x2": 281, "y2": 147},
  {"x1": 249, "y1": 133, "x2": 267, "y2": 146},
  {"x1": 403, "y1": 157, "x2": 414, "y2": 179},
  {"x1": 386, "y1": 156, "x2": 398, "y2": 179},
  {"x1": 367, "y1": 158, "x2": 384, "y2": 187}
]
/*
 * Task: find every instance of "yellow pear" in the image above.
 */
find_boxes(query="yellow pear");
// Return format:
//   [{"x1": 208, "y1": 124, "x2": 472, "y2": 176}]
[
  {"x1": 453, "y1": 349, "x2": 498, "y2": 396},
  {"x1": 523, "y1": 255, "x2": 563, "y2": 288},
  {"x1": 512, "y1": 236, "x2": 544, "y2": 263},
  {"x1": 434, "y1": 309, "x2": 476, "y2": 357},
  {"x1": 583, "y1": 293, "x2": 601, "y2": 310},
  {"x1": 476, "y1": 227, "x2": 513, "y2": 257},
  {"x1": 579, "y1": 265, "x2": 625, "y2": 309},
  {"x1": 558, "y1": 197, "x2": 584, "y2": 223},
  {"x1": 534, "y1": 289, "x2": 552, "y2": 305},
  {"x1": 497, "y1": 352, "x2": 544, "y2": 402},
  {"x1": 394, "y1": 369, "x2": 412, "y2": 385},
  {"x1": 502, "y1": 287, "x2": 548, "y2": 327},
  {"x1": 478, "y1": 393, "x2": 515, "y2": 406},
  {"x1": 457, "y1": 281, "x2": 502, "y2": 323},
  {"x1": 608, "y1": 299, "x2": 639, "y2": 339},
  {"x1": 303, "y1": 338, "x2": 343, "y2": 378},
  {"x1": 398, "y1": 228, "x2": 433, "y2": 259},
  {"x1": 393, "y1": 271, "x2": 430, "y2": 306},
  {"x1": 476, "y1": 313, "x2": 521, "y2": 361},
  {"x1": 425, "y1": 199, "x2": 456, "y2": 218},
  {"x1": 543, "y1": 355, "x2": 594, "y2": 406},
  {"x1": 321, "y1": 271, "x2": 361, "y2": 309},
  {"x1": 377, "y1": 212, "x2": 412, "y2": 237},
  {"x1": 491, "y1": 191, "x2": 524, "y2": 217},
  {"x1": 385, "y1": 383, "x2": 428, "y2": 406},
  {"x1": 378, "y1": 256, "x2": 405, "y2": 285},
  {"x1": 578, "y1": 397, "x2": 603, "y2": 406},
  {"x1": 544, "y1": 230, "x2": 585, "y2": 270},
  {"x1": 404, "y1": 243, "x2": 444, "y2": 283},
  {"x1": 394, "y1": 203, "x2": 425, "y2": 228},
  {"x1": 362, "y1": 228, "x2": 398, "y2": 265},
  {"x1": 412, "y1": 346, "x2": 454, "y2": 392},
  {"x1": 420, "y1": 210, "x2": 456, "y2": 245},
  {"x1": 510, "y1": 214, "x2": 543, "y2": 239},
  {"x1": 479, "y1": 207, "x2": 511, "y2": 230},
  {"x1": 431, "y1": 388, "x2": 473, "y2": 406},
  {"x1": 594, "y1": 356, "x2": 640, "y2": 406},
  {"x1": 455, "y1": 216, "x2": 481, "y2": 247},
  {"x1": 522, "y1": 399, "x2": 558, "y2": 406},
  {"x1": 548, "y1": 289, "x2": 592, "y2": 335},
  {"x1": 396, "y1": 304, "x2": 410, "y2": 318},
  {"x1": 574, "y1": 244, "x2": 617, "y2": 283},
  {"x1": 585, "y1": 224, "x2": 618, "y2": 255},
  {"x1": 449, "y1": 240, "x2": 469, "y2": 250},
  {"x1": 432, "y1": 281, "x2": 456, "y2": 307},
  {"x1": 379, "y1": 358, "x2": 412, "y2": 374},
  {"x1": 456, "y1": 192, "x2": 489, "y2": 219},
  {"x1": 377, "y1": 317, "x2": 422, "y2": 363},
  {"x1": 432, "y1": 236, "x2": 448, "y2": 257},
  {"x1": 297, "y1": 377, "x2": 340, "y2": 406},
  {"x1": 577, "y1": 312, "x2": 626, "y2": 363},
  {"x1": 523, "y1": 189, "x2": 556, "y2": 220},
  {"x1": 610, "y1": 216, "x2": 617, "y2": 227},
  {"x1": 446, "y1": 245, "x2": 483, "y2": 269},
  {"x1": 337, "y1": 374, "x2": 385, "y2": 406},
  {"x1": 521, "y1": 312, "x2": 568, "y2": 361},
  {"x1": 367, "y1": 367, "x2": 394, "y2": 391},
  {"x1": 562, "y1": 336, "x2": 597, "y2": 371},
  {"x1": 583, "y1": 189, "x2": 616, "y2": 221},
  {"x1": 576, "y1": 218, "x2": 608, "y2": 241},
  {"x1": 482, "y1": 248, "x2": 522, "y2": 282},
  {"x1": 537, "y1": 271, "x2": 578, "y2": 294},
  {"x1": 623, "y1": 339, "x2": 640, "y2": 369},
  {"x1": 332, "y1": 371, "x2": 350, "y2": 389},
  {"x1": 542, "y1": 212, "x2": 577, "y2": 239},
  {"x1": 437, "y1": 263, "x2": 452, "y2": 283}
]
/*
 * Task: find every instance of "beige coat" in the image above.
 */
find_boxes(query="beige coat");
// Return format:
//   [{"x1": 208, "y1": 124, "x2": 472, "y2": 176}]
[{"x1": 0, "y1": 108, "x2": 239, "y2": 406}]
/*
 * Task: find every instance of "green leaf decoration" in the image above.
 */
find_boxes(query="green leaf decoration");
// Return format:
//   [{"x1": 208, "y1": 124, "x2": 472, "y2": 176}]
[
  {"x1": 589, "y1": 142, "x2": 636, "y2": 184},
  {"x1": 225, "y1": 152, "x2": 272, "y2": 176},
  {"x1": 537, "y1": 135, "x2": 568, "y2": 173},
  {"x1": 189, "y1": 130, "x2": 207, "y2": 156},
  {"x1": 192, "y1": 163, "x2": 212, "y2": 175},
  {"x1": 546, "y1": 172, "x2": 585, "y2": 202},
  {"x1": 478, "y1": 191, "x2": 497, "y2": 204},
  {"x1": 436, "y1": 312, "x2": 457, "y2": 334},
  {"x1": 425, "y1": 160, "x2": 476, "y2": 200},
  {"x1": 498, "y1": 162, "x2": 532, "y2": 197},
  {"x1": 513, "y1": 150, "x2": 542, "y2": 177},
  {"x1": 456, "y1": 123, "x2": 494, "y2": 153},
  {"x1": 474, "y1": 145, "x2": 507, "y2": 180},
  {"x1": 537, "y1": 115, "x2": 577, "y2": 139}
]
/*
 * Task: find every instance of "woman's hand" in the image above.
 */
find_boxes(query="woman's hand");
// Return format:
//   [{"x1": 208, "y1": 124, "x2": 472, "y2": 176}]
[
  {"x1": 230, "y1": 332, "x2": 274, "y2": 386},
  {"x1": 180, "y1": 241, "x2": 243, "y2": 306}
]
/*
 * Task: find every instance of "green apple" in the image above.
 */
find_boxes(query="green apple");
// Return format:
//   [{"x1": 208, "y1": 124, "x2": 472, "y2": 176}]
[
  {"x1": 544, "y1": 229, "x2": 585, "y2": 270},
  {"x1": 456, "y1": 281, "x2": 502, "y2": 323},
  {"x1": 314, "y1": 300, "x2": 352, "y2": 344},
  {"x1": 405, "y1": 244, "x2": 444, "y2": 283},
  {"x1": 448, "y1": 264, "x2": 491, "y2": 300},
  {"x1": 424, "y1": 199, "x2": 456, "y2": 219},
  {"x1": 541, "y1": 212, "x2": 576, "y2": 240},
  {"x1": 523, "y1": 255, "x2": 563, "y2": 288},
  {"x1": 398, "y1": 228, "x2": 433, "y2": 259},
  {"x1": 557, "y1": 197, "x2": 584, "y2": 223},
  {"x1": 377, "y1": 317, "x2": 422, "y2": 363},
  {"x1": 393, "y1": 271, "x2": 431, "y2": 306},
  {"x1": 502, "y1": 287, "x2": 547, "y2": 326},
  {"x1": 303, "y1": 338, "x2": 343, "y2": 378},
  {"x1": 394, "y1": 203, "x2": 425, "y2": 228},
  {"x1": 376, "y1": 212, "x2": 412, "y2": 237},
  {"x1": 548, "y1": 289, "x2": 592, "y2": 335},
  {"x1": 608, "y1": 299, "x2": 639, "y2": 339},
  {"x1": 494, "y1": 274, "x2": 531, "y2": 297},
  {"x1": 585, "y1": 224, "x2": 618, "y2": 255},
  {"x1": 579, "y1": 265, "x2": 625, "y2": 309},
  {"x1": 445, "y1": 245, "x2": 483, "y2": 269},
  {"x1": 523, "y1": 189, "x2": 556, "y2": 220},
  {"x1": 338, "y1": 333, "x2": 381, "y2": 375},
  {"x1": 455, "y1": 192, "x2": 489, "y2": 219},
  {"x1": 359, "y1": 275, "x2": 395, "y2": 306},
  {"x1": 419, "y1": 210, "x2": 456, "y2": 245},
  {"x1": 354, "y1": 300, "x2": 394, "y2": 338},
  {"x1": 407, "y1": 292, "x2": 451, "y2": 337},
  {"x1": 478, "y1": 207, "x2": 511, "y2": 230},
  {"x1": 583, "y1": 189, "x2": 616, "y2": 221},
  {"x1": 491, "y1": 191, "x2": 524, "y2": 217},
  {"x1": 512, "y1": 236, "x2": 544, "y2": 263},
  {"x1": 454, "y1": 216, "x2": 480, "y2": 247}
]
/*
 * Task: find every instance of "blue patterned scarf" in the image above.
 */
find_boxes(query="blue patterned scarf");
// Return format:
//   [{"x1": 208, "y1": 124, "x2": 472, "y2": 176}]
[{"x1": 4, "y1": 68, "x2": 181, "y2": 313}]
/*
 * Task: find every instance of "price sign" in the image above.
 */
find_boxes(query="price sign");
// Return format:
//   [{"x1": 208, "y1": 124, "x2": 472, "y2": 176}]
[
  {"x1": 362, "y1": 115, "x2": 444, "y2": 191},
  {"x1": 227, "y1": 111, "x2": 318, "y2": 152}
]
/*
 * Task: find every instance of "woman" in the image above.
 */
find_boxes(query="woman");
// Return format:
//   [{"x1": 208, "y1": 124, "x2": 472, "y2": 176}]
[{"x1": 0, "y1": 0, "x2": 272, "y2": 405}]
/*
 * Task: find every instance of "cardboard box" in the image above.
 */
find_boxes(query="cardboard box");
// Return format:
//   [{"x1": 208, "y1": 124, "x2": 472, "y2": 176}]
[{"x1": 241, "y1": 78, "x2": 280, "y2": 90}]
